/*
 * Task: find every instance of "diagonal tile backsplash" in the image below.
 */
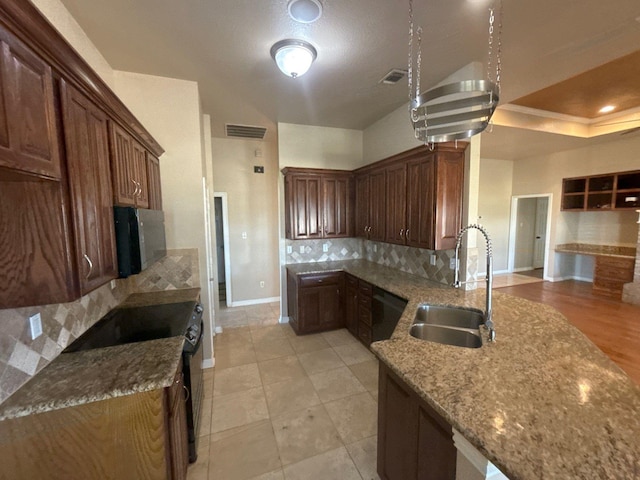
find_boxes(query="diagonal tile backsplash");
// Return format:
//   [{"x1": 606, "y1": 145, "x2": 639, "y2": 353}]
[{"x1": 0, "y1": 248, "x2": 200, "y2": 404}]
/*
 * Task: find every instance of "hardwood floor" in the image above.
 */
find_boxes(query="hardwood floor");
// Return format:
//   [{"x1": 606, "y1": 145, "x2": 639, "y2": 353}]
[{"x1": 497, "y1": 280, "x2": 640, "y2": 385}]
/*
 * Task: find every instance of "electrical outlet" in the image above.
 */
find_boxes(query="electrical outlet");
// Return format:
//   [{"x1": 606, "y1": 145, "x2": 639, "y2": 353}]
[
  {"x1": 29, "y1": 313, "x2": 43, "y2": 340},
  {"x1": 286, "y1": 245, "x2": 292, "y2": 254},
  {"x1": 450, "y1": 258, "x2": 457, "y2": 270},
  {"x1": 322, "y1": 243, "x2": 329, "y2": 252},
  {"x1": 110, "y1": 279, "x2": 116, "y2": 290},
  {"x1": 430, "y1": 254, "x2": 437, "y2": 266},
  {"x1": 260, "y1": 281, "x2": 265, "y2": 288},
  {"x1": 374, "y1": 244, "x2": 377, "y2": 253},
  {"x1": 299, "y1": 246, "x2": 305, "y2": 253},
  {"x1": 242, "y1": 232, "x2": 247, "y2": 239}
]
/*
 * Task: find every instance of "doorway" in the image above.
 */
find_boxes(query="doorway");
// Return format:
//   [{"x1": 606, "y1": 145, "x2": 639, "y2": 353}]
[
  {"x1": 214, "y1": 193, "x2": 232, "y2": 307},
  {"x1": 508, "y1": 194, "x2": 552, "y2": 279}
]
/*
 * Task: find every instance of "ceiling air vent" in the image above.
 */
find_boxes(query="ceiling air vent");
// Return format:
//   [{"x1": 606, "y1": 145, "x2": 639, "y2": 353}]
[
  {"x1": 225, "y1": 124, "x2": 267, "y2": 140},
  {"x1": 379, "y1": 69, "x2": 407, "y2": 85}
]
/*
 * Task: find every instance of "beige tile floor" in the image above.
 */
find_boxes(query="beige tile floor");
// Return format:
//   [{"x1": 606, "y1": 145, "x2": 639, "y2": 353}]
[{"x1": 189, "y1": 310, "x2": 381, "y2": 480}]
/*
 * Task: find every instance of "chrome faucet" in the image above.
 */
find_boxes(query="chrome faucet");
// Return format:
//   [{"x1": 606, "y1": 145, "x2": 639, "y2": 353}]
[{"x1": 453, "y1": 224, "x2": 495, "y2": 342}]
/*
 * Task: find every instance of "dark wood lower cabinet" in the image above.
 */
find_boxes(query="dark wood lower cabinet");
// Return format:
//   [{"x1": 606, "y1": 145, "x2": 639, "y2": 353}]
[
  {"x1": 378, "y1": 362, "x2": 456, "y2": 480},
  {"x1": 287, "y1": 271, "x2": 344, "y2": 334},
  {"x1": 345, "y1": 274, "x2": 359, "y2": 337}
]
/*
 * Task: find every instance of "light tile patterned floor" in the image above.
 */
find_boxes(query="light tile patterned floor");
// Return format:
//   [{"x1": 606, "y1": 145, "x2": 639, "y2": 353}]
[{"x1": 189, "y1": 305, "x2": 381, "y2": 480}]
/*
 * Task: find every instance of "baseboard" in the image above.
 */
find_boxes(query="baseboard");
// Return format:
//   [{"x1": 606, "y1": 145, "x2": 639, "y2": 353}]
[
  {"x1": 229, "y1": 296, "x2": 280, "y2": 307},
  {"x1": 513, "y1": 266, "x2": 535, "y2": 273},
  {"x1": 549, "y1": 275, "x2": 593, "y2": 283},
  {"x1": 279, "y1": 316, "x2": 290, "y2": 324},
  {"x1": 479, "y1": 269, "x2": 509, "y2": 276}
]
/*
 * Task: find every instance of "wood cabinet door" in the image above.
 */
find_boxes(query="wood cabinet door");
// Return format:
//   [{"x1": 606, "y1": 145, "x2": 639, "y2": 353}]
[
  {"x1": 385, "y1": 164, "x2": 407, "y2": 244},
  {"x1": 318, "y1": 282, "x2": 342, "y2": 330},
  {"x1": 378, "y1": 364, "x2": 419, "y2": 480},
  {"x1": 61, "y1": 81, "x2": 117, "y2": 294},
  {"x1": 323, "y1": 176, "x2": 350, "y2": 237},
  {"x1": 406, "y1": 156, "x2": 435, "y2": 249},
  {"x1": 168, "y1": 375, "x2": 189, "y2": 480},
  {"x1": 147, "y1": 153, "x2": 163, "y2": 210},
  {"x1": 345, "y1": 275, "x2": 359, "y2": 336},
  {"x1": 290, "y1": 175, "x2": 323, "y2": 239},
  {"x1": 355, "y1": 174, "x2": 370, "y2": 238},
  {"x1": 434, "y1": 153, "x2": 464, "y2": 250},
  {"x1": 299, "y1": 287, "x2": 323, "y2": 332},
  {"x1": 109, "y1": 122, "x2": 137, "y2": 206},
  {"x1": 0, "y1": 26, "x2": 61, "y2": 179},
  {"x1": 131, "y1": 140, "x2": 149, "y2": 208},
  {"x1": 369, "y1": 169, "x2": 386, "y2": 242},
  {"x1": 417, "y1": 404, "x2": 457, "y2": 480}
]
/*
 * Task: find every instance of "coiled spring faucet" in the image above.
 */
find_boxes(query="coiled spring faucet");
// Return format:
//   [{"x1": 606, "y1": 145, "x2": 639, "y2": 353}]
[{"x1": 453, "y1": 224, "x2": 495, "y2": 342}]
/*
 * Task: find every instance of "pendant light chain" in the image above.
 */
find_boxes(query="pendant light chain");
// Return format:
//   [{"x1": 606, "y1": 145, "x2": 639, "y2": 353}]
[{"x1": 487, "y1": 0, "x2": 503, "y2": 92}]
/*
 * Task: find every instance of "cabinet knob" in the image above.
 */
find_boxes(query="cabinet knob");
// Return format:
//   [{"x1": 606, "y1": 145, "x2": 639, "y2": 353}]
[{"x1": 83, "y1": 254, "x2": 93, "y2": 279}]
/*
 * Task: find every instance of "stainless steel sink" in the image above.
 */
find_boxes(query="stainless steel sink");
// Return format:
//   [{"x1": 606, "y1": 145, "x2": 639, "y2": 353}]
[
  {"x1": 410, "y1": 304, "x2": 484, "y2": 348},
  {"x1": 413, "y1": 304, "x2": 484, "y2": 329},
  {"x1": 410, "y1": 323, "x2": 482, "y2": 348}
]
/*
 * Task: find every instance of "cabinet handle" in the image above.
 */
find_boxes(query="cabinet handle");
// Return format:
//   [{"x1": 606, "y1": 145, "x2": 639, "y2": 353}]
[
  {"x1": 400, "y1": 229, "x2": 404, "y2": 237},
  {"x1": 183, "y1": 385, "x2": 190, "y2": 402},
  {"x1": 83, "y1": 254, "x2": 93, "y2": 279},
  {"x1": 130, "y1": 178, "x2": 137, "y2": 196},
  {"x1": 135, "y1": 181, "x2": 142, "y2": 197},
  {"x1": 405, "y1": 229, "x2": 410, "y2": 240}
]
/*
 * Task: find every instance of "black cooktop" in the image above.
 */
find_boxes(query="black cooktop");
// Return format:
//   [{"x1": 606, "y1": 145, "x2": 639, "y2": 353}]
[{"x1": 64, "y1": 301, "x2": 196, "y2": 353}]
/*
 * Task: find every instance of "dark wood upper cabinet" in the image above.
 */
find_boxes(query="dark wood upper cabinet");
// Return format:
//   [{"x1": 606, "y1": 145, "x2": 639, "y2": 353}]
[
  {"x1": 283, "y1": 168, "x2": 353, "y2": 240},
  {"x1": 61, "y1": 80, "x2": 117, "y2": 294},
  {"x1": 0, "y1": 25, "x2": 61, "y2": 179},
  {"x1": 355, "y1": 143, "x2": 466, "y2": 250},
  {"x1": 386, "y1": 163, "x2": 407, "y2": 244},
  {"x1": 146, "y1": 152, "x2": 163, "y2": 210},
  {"x1": 109, "y1": 122, "x2": 150, "y2": 208}
]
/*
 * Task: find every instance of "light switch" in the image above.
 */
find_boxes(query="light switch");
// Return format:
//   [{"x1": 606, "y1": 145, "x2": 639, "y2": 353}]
[
  {"x1": 286, "y1": 245, "x2": 292, "y2": 254},
  {"x1": 430, "y1": 254, "x2": 437, "y2": 266},
  {"x1": 242, "y1": 232, "x2": 247, "y2": 239},
  {"x1": 323, "y1": 243, "x2": 329, "y2": 252},
  {"x1": 299, "y1": 246, "x2": 305, "y2": 253}
]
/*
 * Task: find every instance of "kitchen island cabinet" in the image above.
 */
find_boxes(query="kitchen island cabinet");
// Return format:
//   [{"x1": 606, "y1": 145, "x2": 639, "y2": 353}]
[
  {"x1": 285, "y1": 259, "x2": 640, "y2": 480},
  {"x1": 0, "y1": 338, "x2": 188, "y2": 480}
]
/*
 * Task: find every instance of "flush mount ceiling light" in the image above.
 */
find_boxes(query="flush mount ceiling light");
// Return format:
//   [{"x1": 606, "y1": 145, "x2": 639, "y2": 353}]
[
  {"x1": 270, "y1": 39, "x2": 317, "y2": 78},
  {"x1": 599, "y1": 105, "x2": 616, "y2": 114},
  {"x1": 288, "y1": 0, "x2": 323, "y2": 24},
  {"x1": 408, "y1": 0, "x2": 503, "y2": 143}
]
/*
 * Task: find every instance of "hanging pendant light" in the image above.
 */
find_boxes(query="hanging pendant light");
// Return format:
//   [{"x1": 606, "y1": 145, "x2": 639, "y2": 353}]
[
  {"x1": 271, "y1": 39, "x2": 317, "y2": 78},
  {"x1": 408, "y1": 0, "x2": 503, "y2": 143}
]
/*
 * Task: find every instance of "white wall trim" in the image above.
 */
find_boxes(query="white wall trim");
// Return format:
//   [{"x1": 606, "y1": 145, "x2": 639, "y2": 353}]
[
  {"x1": 214, "y1": 192, "x2": 233, "y2": 306},
  {"x1": 279, "y1": 316, "x2": 290, "y2": 324},
  {"x1": 507, "y1": 193, "x2": 553, "y2": 277},
  {"x1": 230, "y1": 296, "x2": 280, "y2": 307},
  {"x1": 452, "y1": 429, "x2": 509, "y2": 479}
]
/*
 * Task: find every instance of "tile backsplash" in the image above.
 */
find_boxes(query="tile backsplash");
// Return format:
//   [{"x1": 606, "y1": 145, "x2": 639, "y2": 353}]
[
  {"x1": 285, "y1": 238, "x2": 363, "y2": 263},
  {"x1": 0, "y1": 248, "x2": 200, "y2": 404},
  {"x1": 285, "y1": 237, "x2": 466, "y2": 287}
]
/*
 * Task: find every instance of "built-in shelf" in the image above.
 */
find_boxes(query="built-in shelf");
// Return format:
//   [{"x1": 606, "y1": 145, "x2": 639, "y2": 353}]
[{"x1": 562, "y1": 170, "x2": 640, "y2": 211}]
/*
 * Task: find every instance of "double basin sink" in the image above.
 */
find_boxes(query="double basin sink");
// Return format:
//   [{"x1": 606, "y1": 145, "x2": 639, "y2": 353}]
[{"x1": 410, "y1": 304, "x2": 484, "y2": 348}]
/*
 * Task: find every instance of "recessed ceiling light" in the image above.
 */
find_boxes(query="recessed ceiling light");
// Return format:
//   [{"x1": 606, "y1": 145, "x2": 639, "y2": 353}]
[
  {"x1": 288, "y1": 0, "x2": 323, "y2": 24},
  {"x1": 599, "y1": 105, "x2": 616, "y2": 114}
]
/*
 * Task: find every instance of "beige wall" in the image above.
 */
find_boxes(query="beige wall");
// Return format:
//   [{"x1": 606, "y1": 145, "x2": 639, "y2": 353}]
[
  {"x1": 278, "y1": 123, "x2": 364, "y2": 170},
  {"x1": 477, "y1": 158, "x2": 514, "y2": 273},
  {"x1": 512, "y1": 134, "x2": 640, "y2": 279},
  {"x1": 32, "y1": 0, "x2": 115, "y2": 88},
  {"x1": 211, "y1": 137, "x2": 280, "y2": 304}
]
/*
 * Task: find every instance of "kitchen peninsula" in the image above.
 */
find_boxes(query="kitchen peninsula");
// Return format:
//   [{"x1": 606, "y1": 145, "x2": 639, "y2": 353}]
[{"x1": 287, "y1": 260, "x2": 640, "y2": 480}]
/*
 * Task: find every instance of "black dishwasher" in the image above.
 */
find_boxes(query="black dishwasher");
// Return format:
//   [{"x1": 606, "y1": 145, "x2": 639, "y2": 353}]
[{"x1": 371, "y1": 287, "x2": 408, "y2": 341}]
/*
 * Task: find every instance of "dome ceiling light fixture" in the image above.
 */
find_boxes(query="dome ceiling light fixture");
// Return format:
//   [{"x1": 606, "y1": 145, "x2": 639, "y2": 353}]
[
  {"x1": 408, "y1": 0, "x2": 503, "y2": 144},
  {"x1": 288, "y1": 0, "x2": 323, "y2": 24},
  {"x1": 270, "y1": 39, "x2": 317, "y2": 78}
]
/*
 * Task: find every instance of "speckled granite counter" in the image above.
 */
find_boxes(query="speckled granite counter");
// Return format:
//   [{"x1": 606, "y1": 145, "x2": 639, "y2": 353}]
[
  {"x1": 555, "y1": 243, "x2": 636, "y2": 259},
  {"x1": 118, "y1": 287, "x2": 201, "y2": 308},
  {"x1": 288, "y1": 260, "x2": 640, "y2": 479},
  {"x1": 0, "y1": 337, "x2": 183, "y2": 421},
  {"x1": 0, "y1": 289, "x2": 201, "y2": 421}
]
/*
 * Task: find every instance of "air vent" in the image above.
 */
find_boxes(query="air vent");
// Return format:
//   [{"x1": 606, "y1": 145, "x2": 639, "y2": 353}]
[
  {"x1": 379, "y1": 69, "x2": 407, "y2": 85},
  {"x1": 225, "y1": 124, "x2": 267, "y2": 139}
]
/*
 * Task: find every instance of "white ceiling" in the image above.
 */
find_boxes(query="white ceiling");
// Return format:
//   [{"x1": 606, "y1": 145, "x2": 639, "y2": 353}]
[{"x1": 58, "y1": 0, "x2": 640, "y2": 159}]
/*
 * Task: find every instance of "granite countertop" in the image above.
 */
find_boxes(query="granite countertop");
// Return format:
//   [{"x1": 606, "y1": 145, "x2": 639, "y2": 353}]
[
  {"x1": 0, "y1": 337, "x2": 183, "y2": 421},
  {"x1": 555, "y1": 243, "x2": 636, "y2": 259},
  {"x1": 0, "y1": 288, "x2": 201, "y2": 421},
  {"x1": 288, "y1": 260, "x2": 640, "y2": 479}
]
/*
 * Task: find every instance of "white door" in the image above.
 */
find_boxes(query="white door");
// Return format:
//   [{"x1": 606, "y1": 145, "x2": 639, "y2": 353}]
[{"x1": 532, "y1": 197, "x2": 548, "y2": 269}]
